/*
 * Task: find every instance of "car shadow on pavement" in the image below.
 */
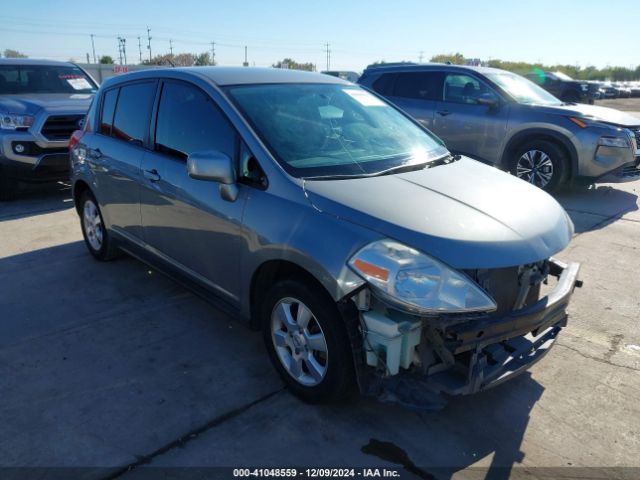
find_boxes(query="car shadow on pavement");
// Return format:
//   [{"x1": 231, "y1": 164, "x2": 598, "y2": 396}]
[
  {"x1": 347, "y1": 373, "x2": 543, "y2": 480},
  {"x1": 556, "y1": 183, "x2": 638, "y2": 234},
  {"x1": 0, "y1": 181, "x2": 73, "y2": 222},
  {"x1": 0, "y1": 240, "x2": 282, "y2": 471}
]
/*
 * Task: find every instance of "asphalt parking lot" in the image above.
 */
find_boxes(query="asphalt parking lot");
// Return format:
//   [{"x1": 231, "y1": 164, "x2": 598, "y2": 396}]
[{"x1": 1, "y1": 176, "x2": 639, "y2": 479}]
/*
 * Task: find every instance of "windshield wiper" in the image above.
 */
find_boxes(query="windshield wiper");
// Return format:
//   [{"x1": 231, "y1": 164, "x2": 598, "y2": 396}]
[
  {"x1": 302, "y1": 154, "x2": 458, "y2": 181},
  {"x1": 302, "y1": 173, "x2": 372, "y2": 181}
]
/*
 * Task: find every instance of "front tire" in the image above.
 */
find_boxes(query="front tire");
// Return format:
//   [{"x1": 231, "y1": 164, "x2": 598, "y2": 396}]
[
  {"x1": 260, "y1": 279, "x2": 356, "y2": 403},
  {"x1": 79, "y1": 191, "x2": 120, "y2": 261},
  {"x1": 510, "y1": 140, "x2": 568, "y2": 193}
]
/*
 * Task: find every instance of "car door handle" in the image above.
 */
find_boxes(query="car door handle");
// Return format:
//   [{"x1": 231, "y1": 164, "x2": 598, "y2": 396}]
[
  {"x1": 436, "y1": 110, "x2": 451, "y2": 116},
  {"x1": 143, "y1": 169, "x2": 161, "y2": 182}
]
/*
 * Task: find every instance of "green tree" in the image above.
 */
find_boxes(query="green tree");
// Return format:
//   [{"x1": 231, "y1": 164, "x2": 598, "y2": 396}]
[
  {"x1": 3, "y1": 49, "x2": 27, "y2": 58},
  {"x1": 99, "y1": 55, "x2": 114, "y2": 64},
  {"x1": 143, "y1": 53, "x2": 195, "y2": 66},
  {"x1": 272, "y1": 58, "x2": 315, "y2": 71},
  {"x1": 194, "y1": 52, "x2": 214, "y2": 66},
  {"x1": 430, "y1": 53, "x2": 465, "y2": 65}
]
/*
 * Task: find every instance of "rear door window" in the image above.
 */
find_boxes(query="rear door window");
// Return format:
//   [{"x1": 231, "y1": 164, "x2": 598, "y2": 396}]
[
  {"x1": 392, "y1": 72, "x2": 443, "y2": 100},
  {"x1": 154, "y1": 81, "x2": 236, "y2": 160},
  {"x1": 100, "y1": 88, "x2": 119, "y2": 135},
  {"x1": 111, "y1": 81, "x2": 156, "y2": 144}
]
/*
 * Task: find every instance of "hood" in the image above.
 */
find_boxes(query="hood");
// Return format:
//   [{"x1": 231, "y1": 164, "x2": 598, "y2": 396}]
[
  {"x1": 0, "y1": 93, "x2": 94, "y2": 115},
  {"x1": 528, "y1": 102, "x2": 640, "y2": 127},
  {"x1": 303, "y1": 158, "x2": 573, "y2": 269}
]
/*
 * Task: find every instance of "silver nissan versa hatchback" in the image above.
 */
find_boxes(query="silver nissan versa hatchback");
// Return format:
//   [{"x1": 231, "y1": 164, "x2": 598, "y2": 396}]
[{"x1": 70, "y1": 67, "x2": 581, "y2": 409}]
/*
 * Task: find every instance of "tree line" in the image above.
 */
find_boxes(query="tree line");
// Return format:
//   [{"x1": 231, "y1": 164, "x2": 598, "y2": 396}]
[{"x1": 429, "y1": 53, "x2": 640, "y2": 81}]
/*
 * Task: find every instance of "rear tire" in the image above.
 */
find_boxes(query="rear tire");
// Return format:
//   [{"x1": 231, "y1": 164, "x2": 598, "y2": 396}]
[
  {"x1": 79, "y1": 190, "x2": 120, "y2": 261},
  {"x1": 260, "y1": 278, "x2": 356, "y2": 403},
  {"x1": 510, "y1": 140, "x2": 569, "y2": 193}
]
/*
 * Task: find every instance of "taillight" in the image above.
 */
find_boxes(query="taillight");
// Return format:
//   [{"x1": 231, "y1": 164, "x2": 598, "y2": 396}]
[{"x1": 69, "y1": 130, "x2": 85, "y2": 150}]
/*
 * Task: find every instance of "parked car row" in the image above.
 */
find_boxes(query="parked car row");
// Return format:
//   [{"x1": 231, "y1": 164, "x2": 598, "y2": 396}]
[
  {"x1": 592, "y1": 81, "x2": 640, "y2": 99},
  {"x1": 524, "y1": 70, "x2": 598, "y2": 104}
]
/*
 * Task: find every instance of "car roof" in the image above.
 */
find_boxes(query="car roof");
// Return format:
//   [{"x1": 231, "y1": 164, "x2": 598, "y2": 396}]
[
  {"x1": 103, "y1": 66, "x2": 351, "y2": 88},
  {"x1": 0, "y1": 58, "x2": 78, "y2": 67},
  {"x1": 362, "y1": 63, "x2": 505, "y2": 75}
]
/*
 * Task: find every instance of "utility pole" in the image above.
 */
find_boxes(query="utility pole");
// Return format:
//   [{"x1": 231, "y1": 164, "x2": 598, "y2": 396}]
[
  {"x1": 90, "y1": 34, "x2": 97, "y2": 63},
  {"x1": 117, "y1": 37, "x2": 123, "y2": 65},
  {"x1": 169, "y1": 39, "x2": 174, "y2": 56},
  {"x1": 324, "y1": 42, "x2": 331, "y2": 71},
  {"x1": 146, "y1": 26, "x2": 152, "y2": 62},
  {"x1": 86, "y1": 53, "x2": 90, "y2": 63},
  {"x1": 419, "y1": 50, "x2": 424, "y2": 63},
  {"x1": 137, "y1": 36, "x2": 142, "y2": 63},
  {"x1": 210, "y1": 41, "x2": 215, "y2": 65},
  {"x1": 243, "y1": 45, "x2": 248, "y2": 67},
  {"x1": 121, "y1": 37, "x2": 127, "y2": 65}
]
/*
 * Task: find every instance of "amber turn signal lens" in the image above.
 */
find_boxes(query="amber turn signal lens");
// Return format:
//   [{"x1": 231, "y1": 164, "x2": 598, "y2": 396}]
[{"x1": 353, "y1": 259, "x2": 389, "y2": 281}]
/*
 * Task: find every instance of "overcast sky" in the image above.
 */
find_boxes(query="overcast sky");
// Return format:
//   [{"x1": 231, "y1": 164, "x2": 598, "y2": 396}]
[{"x1": 1, "y1": 0, "x2": 638, "y2": 71}]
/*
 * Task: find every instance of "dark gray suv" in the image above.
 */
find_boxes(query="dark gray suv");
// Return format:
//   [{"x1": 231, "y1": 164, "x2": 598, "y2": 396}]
[
  {"x1": 70, "y1": 67, "x2": 580, "y2": 408},
  {"x1": 358, "y1": 64, "x2": 640, "y2": 191}
]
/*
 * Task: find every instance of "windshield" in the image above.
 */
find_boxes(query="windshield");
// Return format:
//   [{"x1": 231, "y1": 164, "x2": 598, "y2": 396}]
[
  {"x1": 226, "y1": 83, "x2": 449, "y2": 178},
  {"x1": 0, "y1": 65, "x2": 97, "y2": 95},
  {"x1": 486, "y1": 72, "x2": 563, "y2": 106}
]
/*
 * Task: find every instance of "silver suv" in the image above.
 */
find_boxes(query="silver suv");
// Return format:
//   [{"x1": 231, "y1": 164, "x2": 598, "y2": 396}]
[
  {"x1": 358, "y1": 64, "x2": 640, "y2": 191},
  {"x1": 70, "y1": 68, "x2": 580, "y2": 408}
]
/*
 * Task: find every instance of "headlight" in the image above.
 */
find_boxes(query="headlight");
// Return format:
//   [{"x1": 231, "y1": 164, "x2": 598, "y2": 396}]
[
  {"x1": 0, "y1": 112, "x2": 35, "y2": 130},
  {"x1": 348, "y1": 239, "x2": 497, "y2": 314},
  {"x1": 598, "y1": 136, "x2": 630, "y2": 148}
]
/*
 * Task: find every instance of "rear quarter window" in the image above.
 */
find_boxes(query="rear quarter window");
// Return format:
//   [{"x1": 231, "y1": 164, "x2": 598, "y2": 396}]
[
  {"x1": 100, "y1": 88, "x2": 119, "y2": 136},
  {"x1": 111, "y1": 81, "x2": 156, "y2": 144}
]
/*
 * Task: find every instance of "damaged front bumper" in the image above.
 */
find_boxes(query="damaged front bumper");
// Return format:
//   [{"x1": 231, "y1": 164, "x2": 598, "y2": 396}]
[{"x1": 348, "y1": 258, "x2": 582, "y2": 409}]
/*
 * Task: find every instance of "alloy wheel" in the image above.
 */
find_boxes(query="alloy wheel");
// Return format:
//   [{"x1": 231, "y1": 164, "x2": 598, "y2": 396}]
[
  {"x1": 516, "y1": 149, "x2": 554, "y2": 188},
  {"x1": 83, "y1": 199, "x2": 104, "y2": 251},
  {"x1": 270, "y1": 297, "x2": 328, "y2": 386}
]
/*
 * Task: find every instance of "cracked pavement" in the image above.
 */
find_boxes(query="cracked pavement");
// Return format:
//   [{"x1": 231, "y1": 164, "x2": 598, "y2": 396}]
[{"x1": 0, "y1": 179, "x2": 639, "y2": 479}]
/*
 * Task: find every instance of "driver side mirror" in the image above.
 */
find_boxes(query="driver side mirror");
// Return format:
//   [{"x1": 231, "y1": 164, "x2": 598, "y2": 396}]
[
  {"x1": 187, "y1": 150, "x2": 239, "y2": 202},
  {"x1": 477, "y1": 93, "x2": 500, "y2": 109}
]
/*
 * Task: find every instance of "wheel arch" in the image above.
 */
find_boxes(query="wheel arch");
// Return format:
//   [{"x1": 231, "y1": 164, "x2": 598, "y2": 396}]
[
  {"x1": 72, "y1": 179, "x2": 92, "y2": 215},
  {"x1": 249, "y1": 259, "x2": 343, "y2": 330},
  {"x1": 501, "y1": 128, "x2": 578, "y2": 179}
]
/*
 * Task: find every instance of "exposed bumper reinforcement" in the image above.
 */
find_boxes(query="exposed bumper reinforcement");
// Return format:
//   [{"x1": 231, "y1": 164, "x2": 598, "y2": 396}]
[{"x1": 362, "y1": 259, "x2": 581, "y2": 410}]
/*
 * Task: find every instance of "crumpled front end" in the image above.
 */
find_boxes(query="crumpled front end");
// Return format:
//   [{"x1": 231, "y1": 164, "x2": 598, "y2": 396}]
[{"x1": 345, "y1": 258, "x2": 581, "y2": 410}]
